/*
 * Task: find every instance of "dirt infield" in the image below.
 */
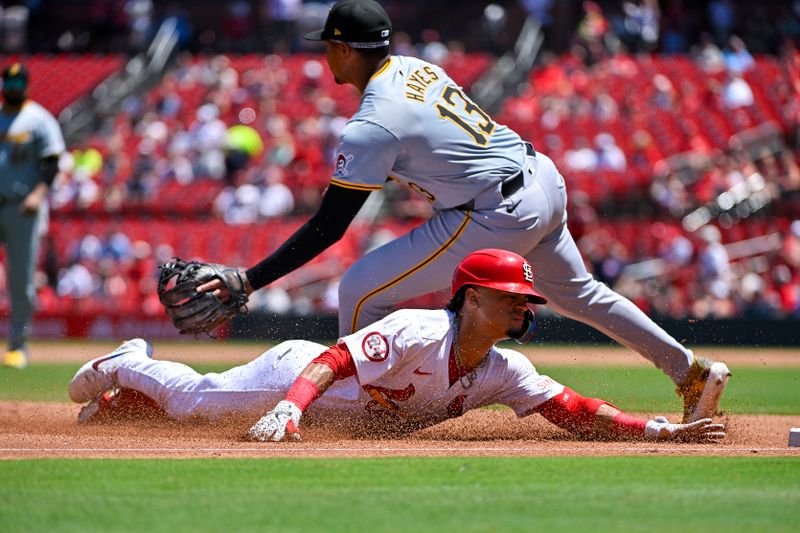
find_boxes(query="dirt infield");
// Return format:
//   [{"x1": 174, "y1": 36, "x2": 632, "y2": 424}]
[
  {"x1": 2, "y1": 342, "x2": 797, "y2": 459},
  {"x1": 0, "y1": 401, "x2": 796, "y2": 458}
]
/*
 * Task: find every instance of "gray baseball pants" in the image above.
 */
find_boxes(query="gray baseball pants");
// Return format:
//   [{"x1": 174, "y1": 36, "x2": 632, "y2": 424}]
[
  {"x1": 337, "y1": 151, "x2": 693, "y2": 385},
  {"x1": 0, "y1": 202, "x2": 46, "y2": 350}
]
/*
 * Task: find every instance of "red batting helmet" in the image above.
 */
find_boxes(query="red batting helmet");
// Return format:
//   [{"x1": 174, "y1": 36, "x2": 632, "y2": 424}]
[{"x1": 451, "y1": 248, "x2": 547, "y2": 304}]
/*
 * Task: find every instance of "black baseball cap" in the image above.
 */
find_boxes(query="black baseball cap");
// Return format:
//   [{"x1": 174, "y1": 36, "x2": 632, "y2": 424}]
[
  {"x1": 305, "y1": 0, "x2": 392, "y2": 48},
  {"x1": 2, "y1": 63, "x2": 28, "y2": 90}
]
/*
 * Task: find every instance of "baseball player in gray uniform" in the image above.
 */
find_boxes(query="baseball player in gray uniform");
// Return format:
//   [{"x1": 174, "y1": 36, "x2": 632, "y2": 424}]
[
  {"x1": 200, "y1": 0, "x2": 729, "y2": 423},
  {"x1": 0, "y1": 63, "x2": 65, "y2": 369},
  {"x1": 70, "y1": 249, "x2": 725, "y2": 443}
]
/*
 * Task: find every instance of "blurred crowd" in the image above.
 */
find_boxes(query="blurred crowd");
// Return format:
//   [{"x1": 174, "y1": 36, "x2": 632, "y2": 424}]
[
  {"x1": 50, "y1": 44, "x2": 488, "y2": 221},
  {"x1": 12, "y1": 1, "x2": 800, "y2": 59},
  {"x1": 52, "y1": 53, "x2": 354, "y2": 219},
  {"x1": 497, "y1": 6, "x2": 800, "y2": 320},
  {"x1": 10, "y1": 212, "x2": 796, "y2": 321},
  {"x1": 570, "y1": 209, "x2": 800, "y2": 321},
  {"x1": 568, "y1": 0, "x2": 800, "y2": 60},
  {"x1": 0, "y1": 227, "x2": 162, "y2": 319}
]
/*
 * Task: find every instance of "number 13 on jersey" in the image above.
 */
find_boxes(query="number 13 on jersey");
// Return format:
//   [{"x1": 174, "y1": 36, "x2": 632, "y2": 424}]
[{"x1": 435, "y1": 85, "x2": 495, "y2": 146}]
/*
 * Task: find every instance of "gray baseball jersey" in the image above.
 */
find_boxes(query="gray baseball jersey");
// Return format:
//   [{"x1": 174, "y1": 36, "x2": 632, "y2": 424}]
[
  {"x1": 0, "y1": 100, "x2": 65, "y2": 198},
  {"x1": 330, "y1": 55, "x2": 527, "y2": 211},
  {"x1": 0, "y1": 99, "x2": 65, "y2": 350},
  {"x1": 110, "y1": 309, "x2": 563, "y2": 431},
  {"x1": 327, "y1": 55, "x2": 694, "y2": 387}
]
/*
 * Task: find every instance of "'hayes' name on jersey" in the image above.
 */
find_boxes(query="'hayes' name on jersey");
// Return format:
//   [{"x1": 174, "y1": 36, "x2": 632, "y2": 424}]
[{"x1": 405, "y1": 66, "x2": 439, "y2": 102}]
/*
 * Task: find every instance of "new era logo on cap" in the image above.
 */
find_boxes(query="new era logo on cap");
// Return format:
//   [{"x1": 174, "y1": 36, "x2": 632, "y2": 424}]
[{"x1": 305, "y1": 0, "x2": 392, "y2": 48}]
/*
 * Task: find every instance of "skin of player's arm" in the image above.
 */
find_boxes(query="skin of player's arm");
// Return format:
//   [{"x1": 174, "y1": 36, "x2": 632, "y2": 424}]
[
  {"x1": 536, "y1": 388, "x2": 725, "y2": 441},
  {"x1": 534, "y1": 387, "x2": 647, "y2": 439},
  {"x1": 247, "y1": 355, "x2": 347, "y2": 442},
  {"x1": 592, "y1": 403, "x2": 628, "y2": 436},
  {"x1": 281, "y1": 344, "x2": 358, "y2": 414},
  {"x1": 296, "y1": 362, "x2": 337, "y2": 398}
]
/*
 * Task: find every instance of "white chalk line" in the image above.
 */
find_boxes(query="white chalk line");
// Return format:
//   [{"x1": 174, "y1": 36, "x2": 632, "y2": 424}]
[{"x1": 1, "y1": 446, "x2": 795, "y2": 454}]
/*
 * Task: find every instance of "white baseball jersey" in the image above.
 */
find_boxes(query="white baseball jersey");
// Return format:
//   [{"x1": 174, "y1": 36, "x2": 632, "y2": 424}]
[
  {"x1": 342, "y1": 308, "x2": 563, "y2": 427},
  {"x1": 0, "y1": 100, "x2": 65, "y2": 198},
  {"x1": 111, "y1": 310, "x2": 563, "y2": 432},
  {"x1": 329, "y1": 55, "x2": 527, "y2": 211}
]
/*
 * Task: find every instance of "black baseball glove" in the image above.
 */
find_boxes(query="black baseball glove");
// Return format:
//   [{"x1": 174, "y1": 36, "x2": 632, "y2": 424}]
[{"x1": 157, "y1": 259, "x2": 249, "y2": 336}]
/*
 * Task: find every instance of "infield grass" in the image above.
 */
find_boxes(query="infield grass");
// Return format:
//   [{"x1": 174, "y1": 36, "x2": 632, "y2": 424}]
[
  {"x1": 1, "y1": 457, "x2": 798, "y2": 533},
  {"x1": 2, "y1": 362, "x2": 798, "y2": 414}
]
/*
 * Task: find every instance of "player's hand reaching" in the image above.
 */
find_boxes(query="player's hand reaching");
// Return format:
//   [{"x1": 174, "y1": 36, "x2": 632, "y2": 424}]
[
  {"x1": 644, "y1": 416, "x2": 725, "y2": 442},
  {"x1": 197, "y1": 268, "x2": 253, "y2": 303},
  {"x1": 247, "y1": 400, "x2": 303, "y2": 442},
  {"x1": 158, "y1": 260, "x2": 252, "y2": 336}
]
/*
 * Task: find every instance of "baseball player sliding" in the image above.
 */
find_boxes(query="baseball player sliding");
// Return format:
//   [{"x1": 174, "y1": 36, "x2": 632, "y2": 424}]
[
  {"x1": 195, "y1": 0, "x2": 729, "y2": 423},
  {"x1": 71, "y1": 250, "x2": 724, "y2": 443}
]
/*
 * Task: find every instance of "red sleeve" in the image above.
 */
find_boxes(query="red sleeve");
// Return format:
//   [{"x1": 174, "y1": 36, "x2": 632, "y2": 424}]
[
  {"x1": 534, "y1": 387, "x2": 646, "y2": 438},
  {"x1": 311, "y1": 343, "x2": 357, "y2": 380},
  {"x1": 284, "y1": 343, "x2": 357, "y2": 412}
]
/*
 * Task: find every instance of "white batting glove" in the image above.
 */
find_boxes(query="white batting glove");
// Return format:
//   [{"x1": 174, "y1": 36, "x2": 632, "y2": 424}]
[
  {"x1": 247, "y1": 400, "x2": 303, "y2": 442},
  {"x1": 644, "y1": 416, "x2": 726, "y2": 442}
]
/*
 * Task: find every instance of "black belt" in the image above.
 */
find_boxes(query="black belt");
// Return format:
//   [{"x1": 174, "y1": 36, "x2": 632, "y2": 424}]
[{"x1": 455, "y1": 142, "x2": 535, "y2": 211}]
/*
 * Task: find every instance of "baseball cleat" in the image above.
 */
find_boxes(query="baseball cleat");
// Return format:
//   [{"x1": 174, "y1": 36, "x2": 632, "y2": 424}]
[
  {"x1": 69, "y1": 339, "x2": 153, "y2": 404},
  {"x1": 78, "y1": 386, "x2": 122, "y2": 424},
  {"x1": 77, "y1": 386, "x2": 165, "y2": 424},
  {"x1": 2, "y1": 349, "x2": 28, "y2": 369},
  {"x1": 678, "y1": 356, "x2": 731, "y2": 423}
]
